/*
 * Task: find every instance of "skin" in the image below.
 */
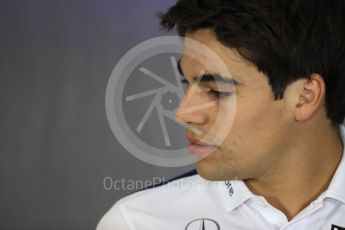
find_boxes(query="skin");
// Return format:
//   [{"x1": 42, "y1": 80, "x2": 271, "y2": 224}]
[{"x1": 175, "y1": 29, "x2": 343, "y2": 220}]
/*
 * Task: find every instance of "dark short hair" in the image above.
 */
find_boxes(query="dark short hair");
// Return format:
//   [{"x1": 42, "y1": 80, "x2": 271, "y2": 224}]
[{"x1": 159, "y1": 0, "x2": 345, "y2": 126}]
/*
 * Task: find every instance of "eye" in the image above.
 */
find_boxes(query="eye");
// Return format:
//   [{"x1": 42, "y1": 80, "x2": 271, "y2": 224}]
[
  {"x1": 206, "y1": 89, "x2": 233, "y2": 98},
  {"x1": 180, "y1": 78, "x2": 189, "y2": 85},
  {"x1": 180, "y1": 78, "x2": 232, "y2": 98},
  {"x1": 180, "y1": 78, "x2": 189, "y2": 91}
]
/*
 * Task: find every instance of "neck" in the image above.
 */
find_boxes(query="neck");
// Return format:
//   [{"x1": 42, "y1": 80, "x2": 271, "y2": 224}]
[{"x1": 244, "y1": 122, "x2": 343, "y2": 221}]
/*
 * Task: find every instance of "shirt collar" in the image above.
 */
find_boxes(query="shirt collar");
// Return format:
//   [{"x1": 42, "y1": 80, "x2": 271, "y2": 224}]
[
  {"x1": 205, "y1": 179, "x2": 254, "y2": 212},
  {"x1": 323, "y1": 124, "x2": 345, "y2": 204}
]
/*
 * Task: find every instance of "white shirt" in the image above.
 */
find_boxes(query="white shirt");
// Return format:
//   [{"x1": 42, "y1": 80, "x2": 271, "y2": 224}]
[{"x1": 97, "y1": 125, "x2": 345, "y2": 230}]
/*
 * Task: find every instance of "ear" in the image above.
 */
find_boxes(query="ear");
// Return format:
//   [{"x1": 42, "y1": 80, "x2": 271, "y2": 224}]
[{"x1": 285, "y1": 74, "x2": 326, "y2": 122}]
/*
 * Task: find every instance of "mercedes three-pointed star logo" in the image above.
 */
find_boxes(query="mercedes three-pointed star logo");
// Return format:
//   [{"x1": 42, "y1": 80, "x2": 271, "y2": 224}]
[{"x1": 185, "y1": 218, "x2": 221, "y2": 230}]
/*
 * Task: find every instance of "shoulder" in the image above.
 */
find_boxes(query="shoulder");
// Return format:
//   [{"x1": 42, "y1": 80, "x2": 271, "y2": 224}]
[
  {"x1": 118, "y1": 170, "x2": 203, "y2": 211},
  {"x1": 96, "y1": 202, "x2": 130, "y2": 230},
  {"x1": 96, "y1": 170, "x2": 202, "y2": 230}
]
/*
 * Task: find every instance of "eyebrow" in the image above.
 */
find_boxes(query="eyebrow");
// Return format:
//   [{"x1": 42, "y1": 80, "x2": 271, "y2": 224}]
[{"x1": 177, "y1": 59, "x2": 240, "y2": 86}]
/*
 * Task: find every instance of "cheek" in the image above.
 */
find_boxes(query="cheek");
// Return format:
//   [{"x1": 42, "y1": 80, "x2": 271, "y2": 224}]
[
  {"x1": 202, "y1": 98, "x2": 236, "y2": 143},
  {"x1": 220, "y1": 95, "x2": 281, "y2": 154},
  {"x1": 236, "y1": 92, "x2": 281, "y2": 132}
]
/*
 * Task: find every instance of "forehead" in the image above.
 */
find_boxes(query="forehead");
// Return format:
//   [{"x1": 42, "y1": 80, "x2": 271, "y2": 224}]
[{"x1": 180, "y1": 29, "x2": 260, "y2": 84}]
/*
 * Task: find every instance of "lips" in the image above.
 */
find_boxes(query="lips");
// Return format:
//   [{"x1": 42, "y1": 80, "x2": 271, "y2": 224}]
[
  {"x1": 188, "y1": 144, "x2": 218, "y2": 156},
  {"x1": 186, "y1": 134, "x2": 218, "y2": 156}
]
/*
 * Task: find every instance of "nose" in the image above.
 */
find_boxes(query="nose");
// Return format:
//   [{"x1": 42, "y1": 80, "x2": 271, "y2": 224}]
[{"x1": 175, "y1": 84, "x2": 209, "y2": 125}]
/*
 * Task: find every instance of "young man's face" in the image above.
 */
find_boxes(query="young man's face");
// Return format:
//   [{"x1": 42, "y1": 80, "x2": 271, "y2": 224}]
[{"x1": 176, "y1": 29, "x2": 295, "y2": 181}]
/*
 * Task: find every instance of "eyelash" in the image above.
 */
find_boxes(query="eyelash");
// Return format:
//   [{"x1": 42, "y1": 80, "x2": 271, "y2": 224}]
[
  {"x1": 181, "y1": 79, "x2": 189, "y2": 85},
  {"x1": 206, "y1": 89, "x2": 233, "y2": 98},
  {"x1": 180, "y1": 79, "x2": 232, "y2": 98}
]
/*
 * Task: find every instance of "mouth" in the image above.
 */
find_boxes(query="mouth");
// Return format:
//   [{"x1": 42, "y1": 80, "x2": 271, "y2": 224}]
[
  {"x1": 188, "y1": 143, "x2": 218, "y2": 157},
  {"x1": 186, "y1": 134, "x2": 219, "y2": 157}
]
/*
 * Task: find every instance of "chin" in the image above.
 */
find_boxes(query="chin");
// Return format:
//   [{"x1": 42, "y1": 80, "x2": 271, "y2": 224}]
[{"x1": 195, "y1": 160, "x2": 239, "y2": 181}]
